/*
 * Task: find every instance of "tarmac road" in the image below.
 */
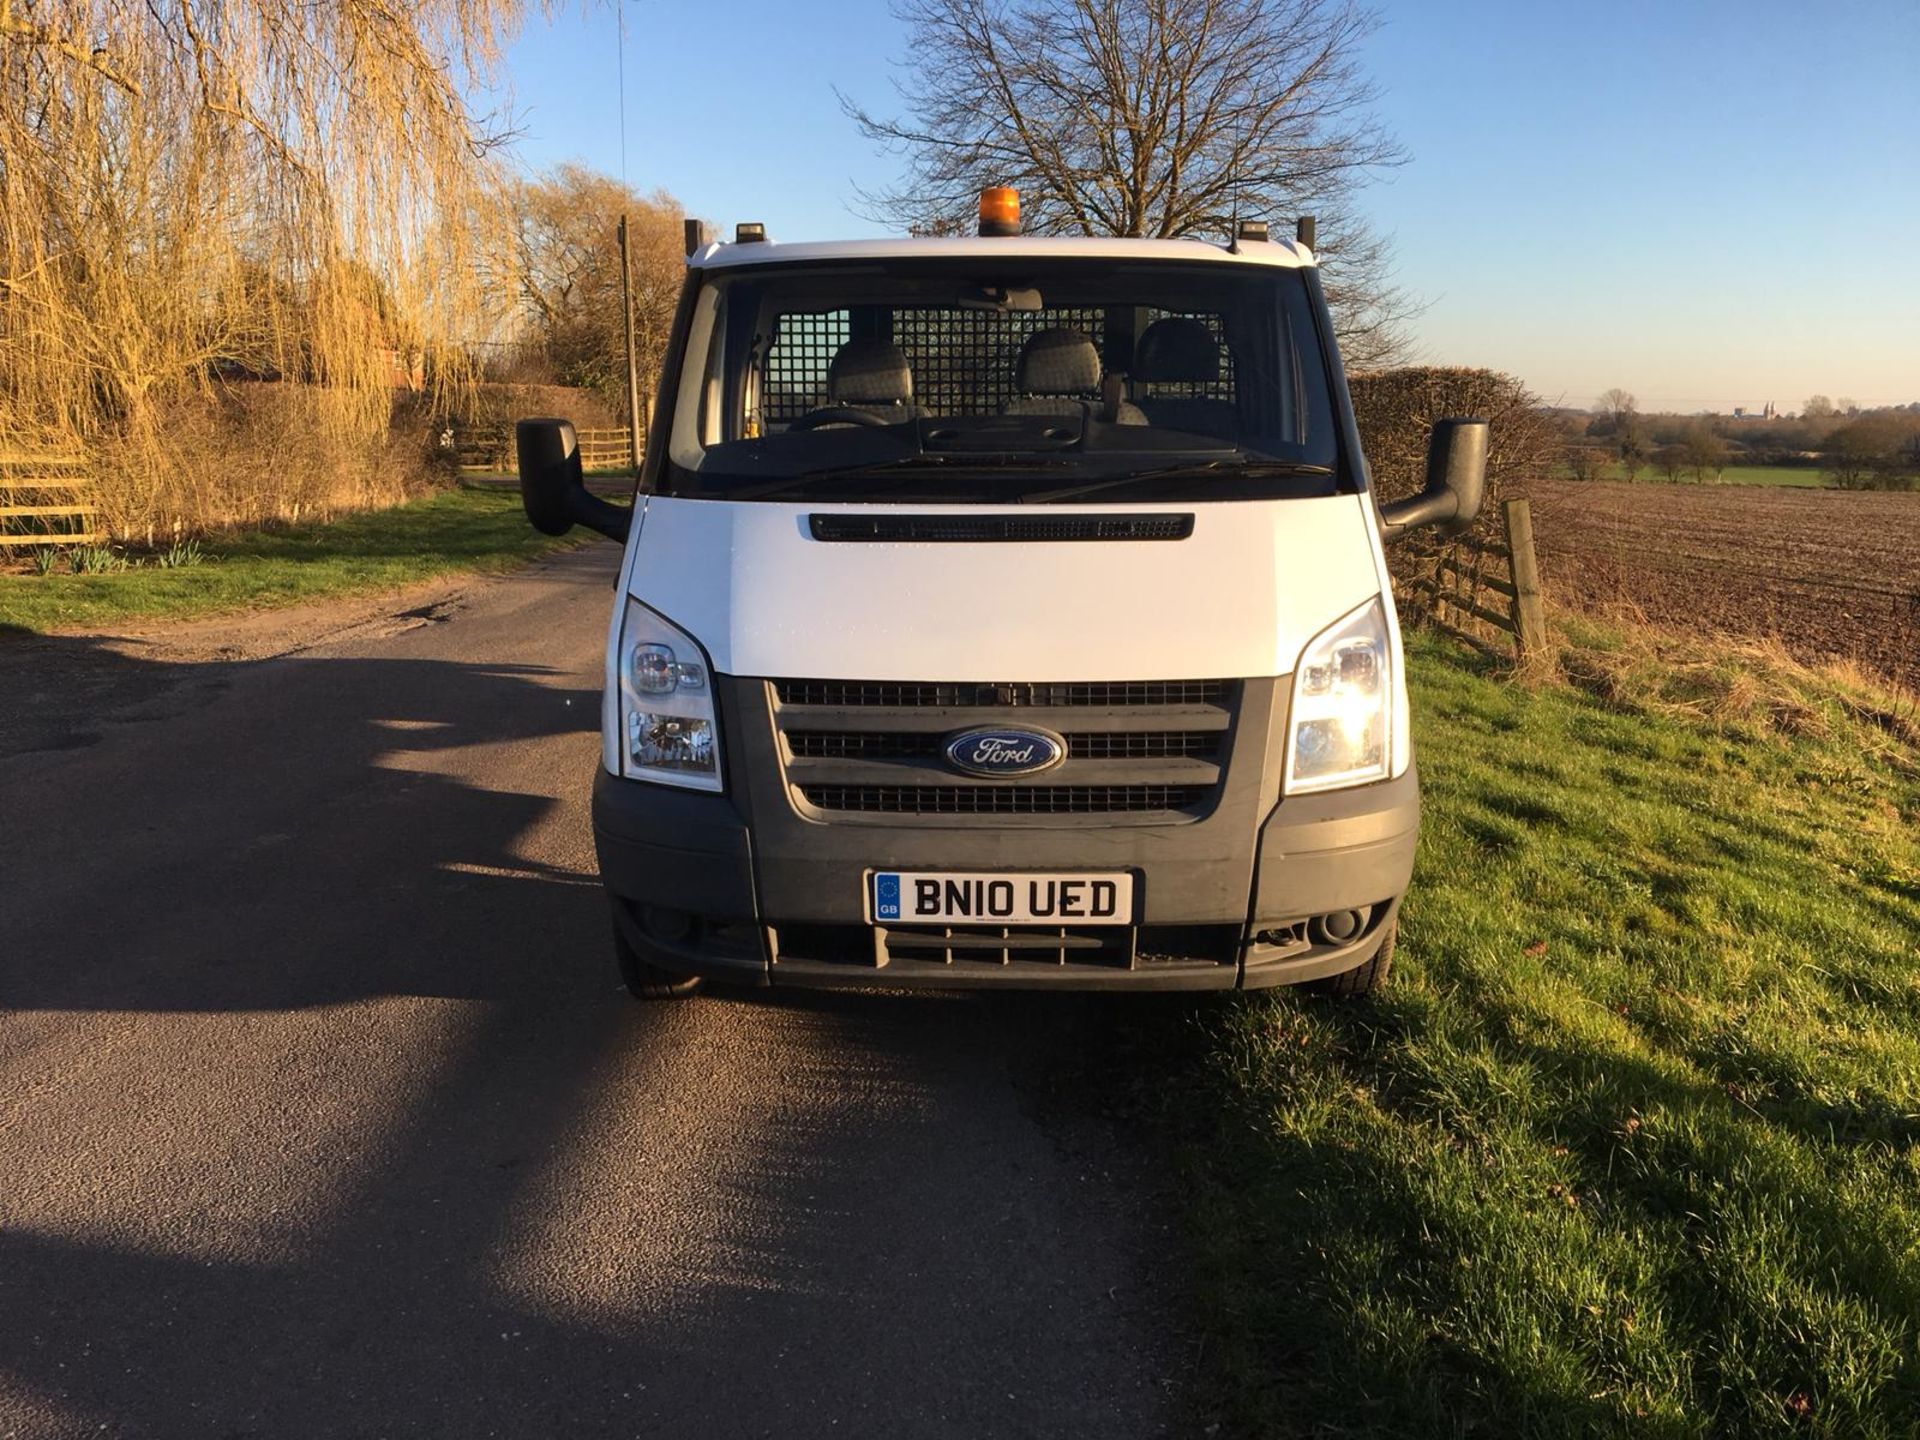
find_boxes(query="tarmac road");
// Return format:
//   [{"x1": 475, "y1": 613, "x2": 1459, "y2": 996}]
[{"x1": 0, "y1": 545, "x2": 1175, "y2": 1439}]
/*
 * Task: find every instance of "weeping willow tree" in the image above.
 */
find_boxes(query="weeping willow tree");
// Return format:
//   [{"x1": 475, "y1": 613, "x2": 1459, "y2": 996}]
[{"x1": 0, "y1": 0, "x2": 528, "y2": 531}]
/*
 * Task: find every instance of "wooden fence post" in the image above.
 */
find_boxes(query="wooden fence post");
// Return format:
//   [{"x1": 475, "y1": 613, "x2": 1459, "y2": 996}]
[{"x1": 1502, "y1": 498, "x2": 1549, "y2": 659}]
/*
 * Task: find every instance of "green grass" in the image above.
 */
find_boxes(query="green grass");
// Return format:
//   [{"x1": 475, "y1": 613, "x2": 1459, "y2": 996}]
[
  {"x1": 1698, "y1": 464, "x2": 1829, "y2": 488},
  {"x1": 1565, "y1": 463, "x2": 1831, "y2": 488},
  {"x1": 1103, "y1": 629, "x2": 1920, "y2": 1438},
  {"x1": 0, "y1": 486, "x2": 588, "y2": 632}
]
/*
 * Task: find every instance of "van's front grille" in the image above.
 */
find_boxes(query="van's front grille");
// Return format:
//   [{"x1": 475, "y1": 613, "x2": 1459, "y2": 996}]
[
  {"x1": 786, "y1": 730, "x2": 1222, "y2": 761},
  {"x1": 766, "y1": 676, "x2": 1241, "y2": 824},
  {"x1": 799, "y1": 784, "x2": 1210, "y2": 815},
  {"x1": 773, "y1": 679, "x2": 1231, "y2": 709}
]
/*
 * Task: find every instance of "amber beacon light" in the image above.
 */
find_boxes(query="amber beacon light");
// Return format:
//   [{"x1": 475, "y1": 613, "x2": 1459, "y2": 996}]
[{"x1": 977, "y1": 186, "x2": 1021, "y2": 236}]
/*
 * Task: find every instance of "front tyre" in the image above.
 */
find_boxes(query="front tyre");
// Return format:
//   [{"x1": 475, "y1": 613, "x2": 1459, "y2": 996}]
[
  {"x1": 1310, "y1": 919, "x2": 1396, "y2": 998},
  {"x1": 612, "y1": 912, "x2": 703, "y2": 1000}
]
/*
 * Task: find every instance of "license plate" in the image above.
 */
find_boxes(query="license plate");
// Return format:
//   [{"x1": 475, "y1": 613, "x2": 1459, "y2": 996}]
[{"x1": 870, "y1": 871, "x2": 1134, "y2": 926}]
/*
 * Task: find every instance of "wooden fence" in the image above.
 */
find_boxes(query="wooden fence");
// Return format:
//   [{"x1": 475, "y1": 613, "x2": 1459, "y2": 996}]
[
  {"x1": 1409, "y1": 497, "x2": 1549, "y2": 660},
  {"x1": 452, "y1": 425, "x2": 639, "y2": 475},
  {"x1": 0, "y1": 454, "x2": 102, "y2": 549}
]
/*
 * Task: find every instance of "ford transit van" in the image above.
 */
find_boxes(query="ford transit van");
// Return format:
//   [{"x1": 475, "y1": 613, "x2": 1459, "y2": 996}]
[{"x1": 518, "y1": 194, "x2": 1486, "y2": 998}]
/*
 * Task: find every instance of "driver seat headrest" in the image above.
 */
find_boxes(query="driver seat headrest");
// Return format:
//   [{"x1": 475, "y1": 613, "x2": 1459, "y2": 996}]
[
  {"x1": 828, "y1": 340, "x2": 915, "y2": 407},
  {"x1": 1135, "y1": 317, "x2": 1222, "y2": 384}
]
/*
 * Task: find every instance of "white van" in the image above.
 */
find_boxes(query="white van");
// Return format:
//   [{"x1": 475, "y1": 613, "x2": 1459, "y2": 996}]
[{"x1": 519, "y1": 192, "x2": 1485, "y2": 999}]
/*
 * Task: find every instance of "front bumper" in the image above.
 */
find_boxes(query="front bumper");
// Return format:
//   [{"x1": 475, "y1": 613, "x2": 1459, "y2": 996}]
[{"x1": 591, "y1": 754, "x2": 1418, "y2": 992}]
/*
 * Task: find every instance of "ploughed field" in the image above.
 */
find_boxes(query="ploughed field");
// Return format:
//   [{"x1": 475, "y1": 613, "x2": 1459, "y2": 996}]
[{"x1": 1515, "y1": 479, "x2": 1920, "y2": 689}]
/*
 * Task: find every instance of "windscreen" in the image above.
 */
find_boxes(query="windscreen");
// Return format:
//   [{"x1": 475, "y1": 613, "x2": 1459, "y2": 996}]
[{"x1": 661, "y1": 258, "x2": 1344, "y2": 504}]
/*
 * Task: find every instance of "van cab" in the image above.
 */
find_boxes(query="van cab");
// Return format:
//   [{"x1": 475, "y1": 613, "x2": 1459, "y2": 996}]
[{"x1": 519, "y1": 194, "x2": 1486, "y2": 998}]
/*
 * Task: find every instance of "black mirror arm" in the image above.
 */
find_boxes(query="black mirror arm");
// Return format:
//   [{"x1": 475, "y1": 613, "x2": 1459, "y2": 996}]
[
  {"x1": 571, "y1": 487, "x2": 631, "y2": 545},
  {"x1": 1378, "y1": 488, "x2": 1460, "y2": 545}
]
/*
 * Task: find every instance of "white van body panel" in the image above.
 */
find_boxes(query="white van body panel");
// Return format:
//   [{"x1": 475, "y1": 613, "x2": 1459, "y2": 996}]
[{"x1": 616, "y1": 493, "x2": 1385, "y2": 684}]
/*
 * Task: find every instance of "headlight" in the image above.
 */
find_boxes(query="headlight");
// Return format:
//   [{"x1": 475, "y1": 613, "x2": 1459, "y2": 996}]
[
  {"x1": 1285, "y1": 597, "x2": 1391, "y2": 794},
  {"x1": 618, "y1": 599, "x2": 722, "y2": 791}
]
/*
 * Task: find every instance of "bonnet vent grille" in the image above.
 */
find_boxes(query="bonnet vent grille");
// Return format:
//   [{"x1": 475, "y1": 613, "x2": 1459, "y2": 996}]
[{"x1": 808, "y1": 513, "x2": 1193, "y2": 543}]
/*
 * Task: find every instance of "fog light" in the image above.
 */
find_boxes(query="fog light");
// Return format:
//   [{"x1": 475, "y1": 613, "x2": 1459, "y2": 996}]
[
  {"x1": 641, "y1": 906, "x2": 693, "y2": 942},
  {"x1": 1309, "y1": 908, "x2": 1368, "y2": 946}
]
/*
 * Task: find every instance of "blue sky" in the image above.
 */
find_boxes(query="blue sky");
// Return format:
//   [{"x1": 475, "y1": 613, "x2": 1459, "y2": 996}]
[{"x1": 493, "y1": 0, "x2": 1918, "y2": 414}]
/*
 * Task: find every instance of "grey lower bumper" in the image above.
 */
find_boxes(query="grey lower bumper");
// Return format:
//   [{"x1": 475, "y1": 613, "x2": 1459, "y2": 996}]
[{"x1": 591, "y1": 761, "x2": 1418, "y2": 992}]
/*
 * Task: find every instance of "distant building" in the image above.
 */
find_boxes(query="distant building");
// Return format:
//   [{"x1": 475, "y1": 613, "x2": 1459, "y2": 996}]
[{"x1": 380, "y1": 347, "x2": 425, "y2": 391}]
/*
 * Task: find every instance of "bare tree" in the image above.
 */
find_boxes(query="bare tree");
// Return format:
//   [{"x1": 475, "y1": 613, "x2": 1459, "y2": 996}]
[
  {"x1": 1803, "y1": 394, "x2": 1836, "y2": 419},
  {"x1": 1565, "y1": 443, "x2": 1607, "y2": 483},
  {"x1": 841, "y1": 0, "x2": 1415, "y2": 367},
  {"x1": 1592, "y1": 386, "x2": 1643, "y2": 477},
  {"x1": 1680, "y1": 421, "x2": 1726, "y2": 482},
  {"x1": 1824, "y1": 414, "x2": 1920, "y2": 491},
  {"x1": 1617, "y1": 430, "x2": 1644, "y2": 483},
  {"x1": 506, "y1": 167, "x2": 686, "y2": 412},
  {"x1": 1594, "y1": 387, "x2": 1637, "y2": 431}
]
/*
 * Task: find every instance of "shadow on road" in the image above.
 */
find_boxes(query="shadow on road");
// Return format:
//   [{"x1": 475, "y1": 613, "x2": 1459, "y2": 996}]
[
  {"x1": 0, "y1": 604, "x2": 1176, "y2": 1437},
  {"x1": 1, "y1": 627, "x2": 611, "y2": 1012}
]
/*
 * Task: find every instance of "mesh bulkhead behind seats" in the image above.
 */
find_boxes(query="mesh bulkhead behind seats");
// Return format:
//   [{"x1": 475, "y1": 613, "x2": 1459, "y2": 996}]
[
  {"x1": 1002, "y1": 328, "x2": 1145, "y2": 424},
  {"x1": 825, "y1": 339, "x2": 925, "y2": 421},
  {"x1": 1133, "y1": 317, "x2": 1237, "y2": 439}
]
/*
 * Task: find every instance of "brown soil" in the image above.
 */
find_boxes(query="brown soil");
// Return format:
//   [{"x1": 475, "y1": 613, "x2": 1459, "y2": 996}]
[{"x1": 1513, "y1": 479, "x2": 1920, "y2": 691}]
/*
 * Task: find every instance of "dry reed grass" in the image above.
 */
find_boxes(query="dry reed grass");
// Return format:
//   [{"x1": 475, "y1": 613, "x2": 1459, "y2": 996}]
[
  {"x1": 1552, "y1": 603, "x2": 1920, "y2": 764},
  {"x1": 87, "y1": 388, "x2": 446, "y2": 540}
]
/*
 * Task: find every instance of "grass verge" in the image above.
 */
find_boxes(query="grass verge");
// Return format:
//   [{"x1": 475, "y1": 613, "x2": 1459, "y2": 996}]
[
  {"x1": 0, "y1": 486, "x2": 588, "y2": 632},
  {"x1": 1105, "y1": 626, "x2": 1920, "y2": 1438}
]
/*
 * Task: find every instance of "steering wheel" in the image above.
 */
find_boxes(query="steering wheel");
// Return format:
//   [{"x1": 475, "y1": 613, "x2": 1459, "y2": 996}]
[{"x1": 788, "y1": 406, "x2": 895, "y2": 431}]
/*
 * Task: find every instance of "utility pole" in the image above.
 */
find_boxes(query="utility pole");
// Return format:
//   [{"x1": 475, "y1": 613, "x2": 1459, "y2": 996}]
[{"x1": 617, "y1": 214, "x2": 644, "y2": 474}]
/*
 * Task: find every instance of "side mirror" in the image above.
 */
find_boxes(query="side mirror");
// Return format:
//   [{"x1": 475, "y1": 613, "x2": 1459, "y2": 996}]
[
  {"x1": 1378, "y1": 417, "x2": 1489, "y2": 544},
  {"x1": 516, "y1": 418, "x2": 631, "y2": 544}
]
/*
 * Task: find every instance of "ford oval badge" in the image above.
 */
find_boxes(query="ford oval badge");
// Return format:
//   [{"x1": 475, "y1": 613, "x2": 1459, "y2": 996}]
[{"x1": 943, "y1": 726, "x2": 1067, "y2": 778}]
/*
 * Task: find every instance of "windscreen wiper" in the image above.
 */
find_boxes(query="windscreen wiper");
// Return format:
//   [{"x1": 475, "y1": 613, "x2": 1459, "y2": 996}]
[{"x1": 1019, "y1": 459, "x2": 1335, "y2": 504}]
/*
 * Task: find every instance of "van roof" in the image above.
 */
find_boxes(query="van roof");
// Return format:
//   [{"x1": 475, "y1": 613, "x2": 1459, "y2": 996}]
[{"x1": 689, "y1": 234, "x2": 1316, "y2": 272}]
